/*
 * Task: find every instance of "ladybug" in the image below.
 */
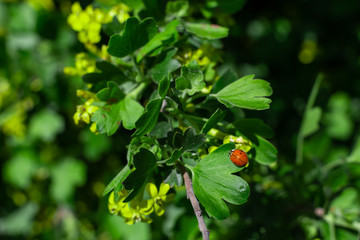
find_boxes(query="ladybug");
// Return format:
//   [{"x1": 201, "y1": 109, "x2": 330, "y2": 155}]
[{"x1": 229, "y1": 149, "x2": 248, "y2": 167}]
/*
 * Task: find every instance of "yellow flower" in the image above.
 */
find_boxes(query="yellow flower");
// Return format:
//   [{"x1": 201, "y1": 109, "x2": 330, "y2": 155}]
[
  {"x1": 108, "y1": 189, "x2": 129, "y2": 215},
  {"x1": 178, "y1": 48, "x2": 211, "y2": 66},
  {"x1": 89, "y1": 122, "x2": 98, "y2": 134},
  {"x1": 73, "y1": 99, "x2": 98, "y2": 125},
  {"x1": 108, "y1": 3, "x2": 131, "y2": 23},
  {"x1": 146, "y1": 183, "x2": 175, "y2": 216},
  {"x1": 2, "y1": 110, "x2": 26, "y2": 137},
  {"x1": 64, "y1": 53, "x2": 96, "y2": 76},
  {"x1": 67, "y1": 2, "x2": 112, "y2": 44},
  {"x1": 223, "y1": 135, "x2": 252, "y2": 152},
  {"x1": 121, "y1": 199, "x2": 154, "y2": 225}
]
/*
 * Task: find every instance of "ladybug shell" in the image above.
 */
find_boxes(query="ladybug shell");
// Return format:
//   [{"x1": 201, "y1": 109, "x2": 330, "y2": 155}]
[{"x1": 229, "y1": 149, "x2": 248, "y2": 167}]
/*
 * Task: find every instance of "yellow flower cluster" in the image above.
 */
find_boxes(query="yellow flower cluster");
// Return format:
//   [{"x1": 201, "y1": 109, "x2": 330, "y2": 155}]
[
  {"x1": 108, "y1": 183, "x2": 174, "y2": 225},
  {"x1": 67, "y1": 2, "x2": 131, "y2": 46},
  {"x1": 68, "y1": 2, "x2": 112, "y2": 44},
  {"x1": 1, "y1": 110, "x2": 27, "y2": 137},
  {"x1": 63, "y1": 53, "x2": 96, "y2": 77},
  {"x1": 73, "y1": 90, "x2": 99, "y2": 133},
  {"x1": 108, "y1": 3, "x2": 131, "y2": 24},
  {"x1": 179, "y1": 48, "x2": 211, "y2": 66},
  {"x1": 0, "y1": 97, "x2": 34, "y2": 137},
  {"x1": 223, "y1": 135, "x2": 252, "y2": 153}
]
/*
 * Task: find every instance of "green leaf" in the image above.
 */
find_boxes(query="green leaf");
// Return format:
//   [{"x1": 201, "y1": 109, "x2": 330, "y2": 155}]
[
  {"x1": 92, "y1": 96, "x2": 144, "y2": 135},
  {"x1": 149, "y1": 121, "x2": 171, "y2": 138},
  {"x1": 166, "y1": 148, "x2": 182, "y2": 164},
  {"x1": 182, "y1": 127, "x2": 206, "y2": 152},
  {"x1": 143, "y1": 0, "x2": 166, "y2": 21},
  {"x1": 120, "y1": 96, "x2": 144, "y2": 130},
  {"x1": 348, "y1": 137, "x2": 360, "y2": 163},
  {"x1": 184, "y1": 22, "x2": 229, "y2": 40},
  {"x1": 215, "y1": 0, "x2": 245, "y2": 14},
  {"x1": 123, "y1": 148, "x2": 157, "y2": 202},
  {"x1": 324, "y1": 92, "x2": 353, "y2": 140},
  {"x1": 158, "y1": 75, "x2": 170, "y2": 99},
  {"x1": 0, "y1": 203, "x2": 39, "y2": 235},
  {"x1": 175, "y1": 60, "x2": 205, "y2": 95},
  {"x1": 252, "y1": 135, "x2": 277, "y2": 165},
  {"x1": 28, "y1": 109, "x2": 64, "y2": 142},
  {"x1": 301, "y1": 107, "x2": 322, "y2": 137},
  {"x1": 137, "y1": 19, "x2": 180, "y2": 62},
  {"x1": 96, "y1": 81, "x2": 125, "y2": 103},
  {"x1": 92, "y1": 102, "x2": 122, "y2": 135},
  {"x1": 205, "y1": 62, "x2": 216, "y2": 81},
  {"x1": 103, "y1": 165, "x2": 131, "y2": 196},
  {"x1": 233, "y1": 119, "x2": 274, "y2": 138},
  {"x1": 151, "y1": 49, "x2": 181, "y2": 83},
  {"x1": 103, "y1": 214, "x2": 151, "y2": 240},
  {"x1": 107, "y1": 17, "x2": 157, "y2": 58},
  {"x1": 50, "y1": 158, "x2": 86, "y2": 203},
  {"x1": 82, "y1": 61, "x2": 127, "y2": 92},
  {"x1": 188, "y1": 143, "x2": 250, "y2": 219},
  {"x1": 127, "y1": 136, "x2": 162, "y2": 165},
  {"x1": 331, "y1": 188, "x2": 358, "y2": 212},
  {"x1": 3, "y1": 150, "x2": 38, "y2": 189},
  {"x1": 166, "y1": 0, "x2": 189, "y2": 19},
  {"x1": 134, "y1": 98, "x2": 162, "y2": 136},
  {"x1": 122, "y1": 0, "x2": 144, "y2": 10},
  {"x1": 201, "y1": 109, "x2": 227, "y2": 134},
  {"x1": 212, "y1": 74, "x2": 272, "y2": 110},
  {"x1": 212, "y1": 69, "x2": 238, "y2": 93},
  {"x1": 165, "y1": 169, "x2": 183, "y2": 187},
  {"x1": 80, "y1": 130, "x2": 111, "y2": 161}
]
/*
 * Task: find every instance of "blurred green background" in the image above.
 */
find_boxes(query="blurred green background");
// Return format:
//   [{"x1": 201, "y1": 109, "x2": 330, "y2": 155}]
[{"x1": 1, "y1": 0, "x2": 359, "y2": 239}]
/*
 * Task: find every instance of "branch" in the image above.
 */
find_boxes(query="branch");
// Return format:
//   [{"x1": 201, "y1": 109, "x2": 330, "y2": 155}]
[{"x1": 179, "y1": 165, "x2": 210, "y2": 240}]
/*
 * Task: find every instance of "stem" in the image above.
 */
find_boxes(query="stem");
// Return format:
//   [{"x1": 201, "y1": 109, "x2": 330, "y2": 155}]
[
  {"x1": 132, "y1": 55, "x2": 144, "y2": 81},
  {"x1": 207, "y1": 128, "x2": 227, "y2": 140},
  {"x1": 127, "y1": 82, "x2": 148, "y2": 101},
  {"x1": 324, "y1": 214, "x2": 336, "y2": 240},
  {"x1": 296, "y1": 73, "x2": 323, "y2": 165},
  {"x1": 179, "y1": 165, "x2": 210, "y2": 240}
]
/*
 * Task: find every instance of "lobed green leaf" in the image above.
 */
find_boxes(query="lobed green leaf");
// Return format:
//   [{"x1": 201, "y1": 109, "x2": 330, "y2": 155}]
[
  {"x1": 212, "y1": 74, "x2": 272, "y2": 110},
  {"x1": 137, "y1": 19, "x2": 180, "y2": 62},
  {"x1": 92, "y1": 96, "x2": 143, "y2": 135},
  {"x1": 107, "y1": 17, "x2": 157, "y2": 58},
  {"x1": 175, "y1": 60, "x2": 205, "y2": 95},
  {"x1": 123, "y1": 149, "x2": 157, "y2": 202},
  {"x1": 188, "y1": 143, "x2": 249, "y2": 220},
  {"x1": 151, "y1": 49, "x2": 181, "y2": 83}
]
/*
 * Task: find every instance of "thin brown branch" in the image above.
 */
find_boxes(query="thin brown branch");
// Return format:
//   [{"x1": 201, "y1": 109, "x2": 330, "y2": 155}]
[{"x1": 179, "y1": 165, "x2": 210, "y2": 240}]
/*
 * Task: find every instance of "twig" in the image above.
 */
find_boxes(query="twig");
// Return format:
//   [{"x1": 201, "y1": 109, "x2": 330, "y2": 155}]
[{"x1": 179, "y1": 165, "x2": 210, "y2": 240}]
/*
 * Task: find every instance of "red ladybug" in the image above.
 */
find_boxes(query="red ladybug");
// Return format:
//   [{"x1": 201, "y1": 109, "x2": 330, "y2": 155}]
[{"x1": 229, "y1": 149, "x2": 248, "y2": 167}]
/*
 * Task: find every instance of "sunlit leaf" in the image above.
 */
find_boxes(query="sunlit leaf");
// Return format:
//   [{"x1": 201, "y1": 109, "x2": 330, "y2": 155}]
[
  {"x1": 184, "y1": 22, "x2": 229, "y2": 40},
  {"x1": 212, "y1": 74, "x2": 272, "y2": 110},
  {"x1": 137, "y1": 20, "x2": 180, "y2": 62},
  {"x1": 188, "y1": 143, "x2": 249, "y2": 219},
  {"x1": 175, "y1": 60, "x2": 205, "y2": 95}
]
